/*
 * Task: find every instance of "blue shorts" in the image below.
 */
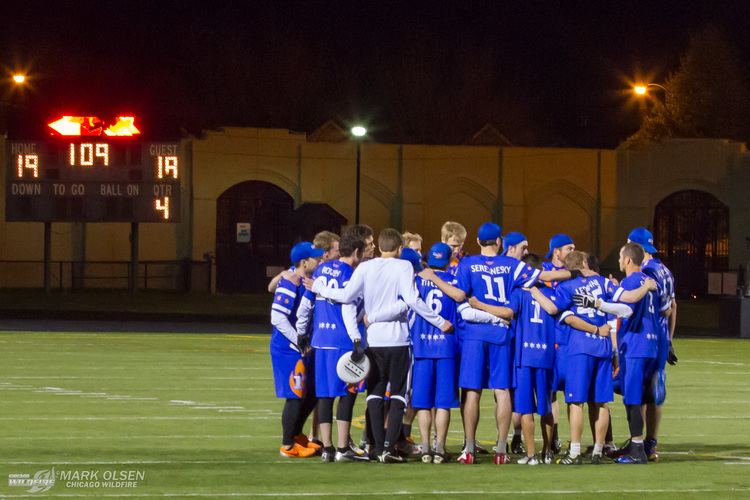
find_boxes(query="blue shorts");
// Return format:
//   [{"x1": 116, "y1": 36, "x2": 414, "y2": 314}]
[
  {"x1": 621, "y1": 356, "x2": 658, "y2": 405},
  {"x1": 553, "y1": 344, "x2": 568, "y2": 392},
  {"x1": 412, "y1": 357, "x2": 459, "y2": 409},
  {"x1": 564, "y1": 353, "x2": 613, "y2": 404},
  {"x1": 459, "y1": 339, "x2": 512, "y2": 390},
  {"x1": 270, "y1": 343, "x2": 310, "y2": 399},
  {"x1": 315, "y1": 348, "x2": 352, "y2": 398},
  {"x1": 514, "y1": 366, "x2": 553, "y2": 415}
]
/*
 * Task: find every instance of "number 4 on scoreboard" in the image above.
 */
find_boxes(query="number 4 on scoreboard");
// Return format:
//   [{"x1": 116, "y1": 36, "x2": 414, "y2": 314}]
[{"x1": 155, "y1": 197, "x2": 170, "y2": 220}]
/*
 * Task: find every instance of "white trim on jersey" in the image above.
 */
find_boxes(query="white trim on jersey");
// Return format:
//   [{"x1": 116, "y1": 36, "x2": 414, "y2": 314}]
[
  {"x1": 271, "y1": 304, "x2": 292, "y2": 315},
  {"x1": 275, "y1": 288, "x2": 296, "y2": 299},
  {"x1": 559, "y1": 310, "x2": 574, "y2": 324}
]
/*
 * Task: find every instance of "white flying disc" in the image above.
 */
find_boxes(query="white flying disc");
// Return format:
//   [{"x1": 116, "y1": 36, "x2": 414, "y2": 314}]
[{"x1": 336, "y1": 351, "x2": 370, "y2": 384}]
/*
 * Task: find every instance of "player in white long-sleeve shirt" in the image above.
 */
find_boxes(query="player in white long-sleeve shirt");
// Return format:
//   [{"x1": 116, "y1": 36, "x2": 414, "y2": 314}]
[{"x1": 312, "y1": 228, "x2": 453, "y2": 463}]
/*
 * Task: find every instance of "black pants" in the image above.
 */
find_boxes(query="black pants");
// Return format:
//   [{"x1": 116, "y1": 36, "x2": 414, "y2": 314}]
[{"x1": 365, "y1": 345, "x2": 411, "y2": 454}]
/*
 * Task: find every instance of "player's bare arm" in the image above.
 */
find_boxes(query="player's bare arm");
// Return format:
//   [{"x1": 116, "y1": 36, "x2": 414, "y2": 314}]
[
  {"x1": 669, "y1": 298, "x2": 677, "y2": 341},
  {"x1": 267, "y1": 270, "x2": 300, "y2": 293},
  {"x1": 564, "y1": 315, "x2": 612, "y2": 337},
  {"x1": 525, "y1": 286, "x2": 558, "y2": 315},
  {"x1": 418, "y1": 268, "x2": 466, "y2": 303},
  {"x1": 467, "y1": 295, "x2": 514, "y2": 319},
  {"x1": 617, "y1": 277, "x2": 657, "y2": 303}
]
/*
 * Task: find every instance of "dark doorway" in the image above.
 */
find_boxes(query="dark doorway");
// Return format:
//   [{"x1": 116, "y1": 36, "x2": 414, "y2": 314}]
[
  {"x1": 653, "y1": 190, "x2": 729, "y2": 298},
  {"x1": 293, "y1": 203, "x2": 348, "y2": 241},
  {"x1": 216, "y1": 181, "x2": 294, "y2": 293}
]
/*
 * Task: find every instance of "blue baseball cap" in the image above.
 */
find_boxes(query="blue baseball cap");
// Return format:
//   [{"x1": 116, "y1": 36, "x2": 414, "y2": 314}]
[
  {"x1": 427, "y1": 242, "x2": 452, "y2": 268},
  {"x1": 477, "y1": 222, "x2": 502, "y2": 241},
  {"x1": 628, "y1": 227, "x2": 658, "y2": 254},
  {"x1": 501, "y1": 232, "x2": 527, "y2": 256},
  {"x1": 545, "y1": 233, "x2": 574, "y2": 259},
  {"x1": 290, "y1": 241, "x2": 325, "y2": 264},
  {"x1": 400, "y1": 247, "x2": 424, "y2": 273}
]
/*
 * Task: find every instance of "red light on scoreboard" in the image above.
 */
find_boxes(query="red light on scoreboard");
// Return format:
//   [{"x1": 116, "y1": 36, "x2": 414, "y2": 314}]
[{"x1": 48, "y1": 116, "x2": 141, "y2": 137}]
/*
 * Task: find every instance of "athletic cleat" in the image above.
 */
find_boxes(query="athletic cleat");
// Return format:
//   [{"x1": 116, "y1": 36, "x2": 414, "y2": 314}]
[
  {"x1": 348, "y1": 439, "x2": 367, "y2": 458},
  {"x1": 279, "y1": 443, "x2": 317, "y2": 458},
  {"x1": 607, "y1": 438, "x2": 631, "y2": 458},
  {"x1": 493, "y1": 452, "x2": 512, "y2": 464},
  {"x1": 613, "y1": 441, "x2": 648, "y2": 464},
  {"x1": 556, "y1": 453, "x2": 583, "y2": 465},
  {"x1": 543, "y1": 451, "x2": 555, "y2": 464},
  {"x1": 432, "y1": 452, "x2": 447, "y2": 464},
  {"x1": 457, "y1": 450, "x2": 475, "y2": 464},
  {"x1": 614, "y1": 453, "x2": 648, "y2": 464},
  {"x1": 511, "y1": 435, "x2": 525, "y2": 454},
  {"x1": 378, "y1": 450, "x2": 407, "y2": 464},
  {"x1": 321, "y1": 447, "x2": 335, "y2": 462},
  {"x1": 335, "y1": 449, "x2": 369, "y2": 462},
  {"x1": 603, "y1": 442, "x2": 617, "y2": 456},
  {"x1": 591, "y1": 454, "x2": 607, "y2": 465},
  {"x1": 475, "y1": 442, "x2": 490, "y2": 455},
  {"x1": 517, "y1": 455, "x2": 539, "y2": 465},
  {"x1": 551, "y1": 439, "x2": 562, "y2": 455},
  {"x1": 294, "y1": 434, "x2": 322, "y2": 451},
  {"x1": 421, "y1": 452, "x2": 433, "y2": 463},
  {"x1": 645, "y1": 438, "x2": 659, "y2": 462}
]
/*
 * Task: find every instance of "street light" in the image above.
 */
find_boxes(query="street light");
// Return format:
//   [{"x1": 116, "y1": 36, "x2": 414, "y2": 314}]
[
  {"x1": 12, "y1": 74, "x2": 26, "y2": 85},
  {"x1": 351, "y1": 125, "x2": 367, "y2": 224},
  {"x1": 633, "y1": 82, "x2": 669, "y2": 97}
]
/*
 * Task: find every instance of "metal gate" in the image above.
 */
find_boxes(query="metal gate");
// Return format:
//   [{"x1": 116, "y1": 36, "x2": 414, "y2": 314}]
[{"x1": 653, "y1": 190, "x2": 729, "y2": 297}]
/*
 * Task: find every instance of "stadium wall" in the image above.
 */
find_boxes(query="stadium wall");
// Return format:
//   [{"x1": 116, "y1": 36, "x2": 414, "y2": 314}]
[{"x1": 2, "y1": 129, "x2": 748, "y2": 294}]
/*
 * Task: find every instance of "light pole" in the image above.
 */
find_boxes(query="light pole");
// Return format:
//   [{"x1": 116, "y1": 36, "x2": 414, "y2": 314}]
[{"x1": 351, "y1": 125, "x2": 367, "y2": 224}]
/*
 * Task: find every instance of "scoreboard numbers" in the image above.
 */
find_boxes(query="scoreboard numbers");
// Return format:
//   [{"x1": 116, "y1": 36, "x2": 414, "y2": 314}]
[
  {"x1": 16, "y1": 154, "x2": 39, "y2": 178},
  {"x1": 69, "y1": 143, "x2": 110, "y2": 167},
  {"x1": 6, "y1": 140, "x2": 181, "y2": 222}
]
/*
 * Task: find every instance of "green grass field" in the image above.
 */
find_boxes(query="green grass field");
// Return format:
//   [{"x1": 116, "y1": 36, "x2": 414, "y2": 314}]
[{"x1": 1, "y1": 332, "x2": 749, "y2": 498}]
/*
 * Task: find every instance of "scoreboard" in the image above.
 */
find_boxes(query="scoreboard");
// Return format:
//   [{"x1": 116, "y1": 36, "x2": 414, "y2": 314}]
[{"x1": 5, "y1": 116, "x2": 181, "y2": 223}]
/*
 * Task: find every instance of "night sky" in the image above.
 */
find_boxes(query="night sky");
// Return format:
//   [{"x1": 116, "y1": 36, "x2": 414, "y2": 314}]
[{"x1": 2, "y1": 1, "x2": 748, "y2": 146}]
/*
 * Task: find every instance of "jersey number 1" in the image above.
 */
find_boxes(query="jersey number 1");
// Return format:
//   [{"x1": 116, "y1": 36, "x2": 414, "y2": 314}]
[{"x1": 481, "y1": 275, "x2": 507, "y2": 303}]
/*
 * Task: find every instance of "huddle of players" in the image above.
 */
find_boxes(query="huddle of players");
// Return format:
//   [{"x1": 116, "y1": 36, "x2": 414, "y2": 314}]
[{"x1": 268, "y1": 220, "x2": 677, "y2": 465}]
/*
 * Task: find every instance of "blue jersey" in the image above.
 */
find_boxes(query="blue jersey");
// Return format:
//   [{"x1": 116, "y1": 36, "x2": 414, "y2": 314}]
[
  {"x1": 411, "y1": 270, "x2": 458, "y2": 358},
  {"x1": 555, "y1": 275, "x2": 616, "y2": 358},
  {"x1": 613, "y1": 272, "x2": 660, "y2": 359},
  {"x1": 642, "y1": 258, "x2": 675, "y2": 337},
  {"x1": 307, "y1": 260, "x2": 359, "y2": 350},
  {"x1": 510, "y1": 287, "x2": 556, "y2": 369},
  {"x1": 456, "y1": 254, "x2": 540, "y2": 345},
  {"x1": 270, "y1": 277, "x2": 305, "y2": 351},
  {"x1": 542, "y1": 261, "x2": 571, "y2": 345}
]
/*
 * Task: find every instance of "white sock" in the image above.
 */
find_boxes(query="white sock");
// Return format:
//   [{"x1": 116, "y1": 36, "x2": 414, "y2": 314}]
[
  {"x1": 497, "y1": 439, "x2": 507, "y2": 454},
  {"x1": 632, "y1": 438, "x2": 644, "y2": 444},
  {"x1": 570, "y1": 442, "x2": 581, "y2": 458},
  {"x1": 593, "y1": 443, "x2": 603, "y2": 456},
  {"x1": 465, "y1": 439, "x2": 475, "y2": 453}
]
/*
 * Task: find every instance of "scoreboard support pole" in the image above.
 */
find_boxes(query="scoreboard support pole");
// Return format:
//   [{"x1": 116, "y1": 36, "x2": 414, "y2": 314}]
[
  {"x1": 129, "y1": 222, "x2": 139, "y2": 294},
  {"x1": 43, "y1": 222, "x2": 52, "y2": 293}
]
